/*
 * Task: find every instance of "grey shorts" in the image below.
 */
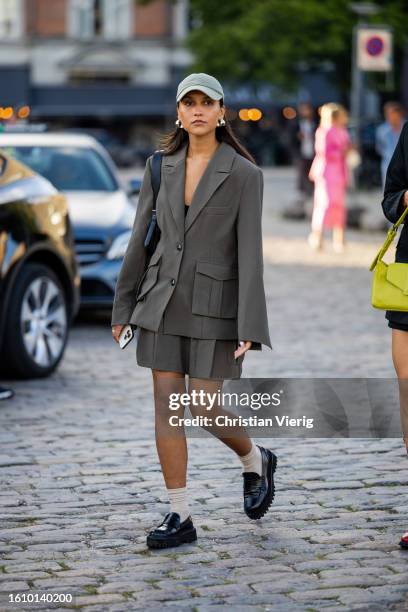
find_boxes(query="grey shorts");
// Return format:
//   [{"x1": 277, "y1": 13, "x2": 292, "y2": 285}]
[{"x1": 136, "y1": 316, "x2": 244, "y2": 379}]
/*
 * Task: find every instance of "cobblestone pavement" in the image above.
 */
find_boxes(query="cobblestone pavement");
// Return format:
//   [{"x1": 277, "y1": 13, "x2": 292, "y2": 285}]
[{"x1": 1, "y1": 168, "x2": 407, "y2": 611}]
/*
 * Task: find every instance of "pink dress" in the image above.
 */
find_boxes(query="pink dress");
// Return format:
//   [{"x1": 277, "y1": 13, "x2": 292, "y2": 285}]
[{"x1": 309, "y1": 125, "x2": 350, "y2": 230}]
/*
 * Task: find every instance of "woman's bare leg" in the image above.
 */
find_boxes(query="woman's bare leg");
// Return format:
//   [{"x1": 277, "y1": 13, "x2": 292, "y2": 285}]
[
  {"x1": 187, "y1": 377, "x2": 252, "y2": 456},
  {"x1": 391, "y1": 330, "x2": 408, "y2": 453},
  {"x1": 308, "y1": 230, "x2": 324, "y2": 251},
  {"x1": 333, "y1": 226, "x2": 345, "y2": 252},
  {"x1": 152, "y1": 370, "x2": 188, "y2": 487}
]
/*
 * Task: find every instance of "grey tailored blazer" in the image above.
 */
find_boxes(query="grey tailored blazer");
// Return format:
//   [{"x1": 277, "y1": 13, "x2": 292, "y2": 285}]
[{"x1": 111, "y1": 139, "x2": 272, "y2": 351}]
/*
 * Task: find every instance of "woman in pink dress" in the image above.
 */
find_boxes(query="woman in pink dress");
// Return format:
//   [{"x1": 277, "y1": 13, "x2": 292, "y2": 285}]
[{"x1": 308, "y1": 103, "x2": 352, "y2": 253}]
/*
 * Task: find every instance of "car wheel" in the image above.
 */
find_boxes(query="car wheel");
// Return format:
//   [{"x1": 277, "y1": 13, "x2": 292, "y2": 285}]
[{"x1": 4, "y1": 263, "x2": 69, "y2": 378}]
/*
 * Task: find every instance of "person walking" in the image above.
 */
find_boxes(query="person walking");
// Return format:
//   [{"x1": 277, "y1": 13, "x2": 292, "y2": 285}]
[
  {"x1": 379, "y1": 120, "x2": 408, "y2": 549},
  {"x1": 308, "y1": 103, "x2": 352, "y2": 253},
  {"x1": 376, "y1": 101, "x2": 405, "y2": 189},
  {"x1": 111, "y1": 73, "x2": 276, "y2": 549},
  {"x1": 283, "y1": 102, "x2": 316, "y2": 220}
]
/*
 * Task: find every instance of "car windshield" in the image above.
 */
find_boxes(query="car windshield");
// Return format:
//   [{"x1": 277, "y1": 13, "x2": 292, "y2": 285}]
[{"x1": 3, "y1": 145, "x2": 118, "y2": 192}]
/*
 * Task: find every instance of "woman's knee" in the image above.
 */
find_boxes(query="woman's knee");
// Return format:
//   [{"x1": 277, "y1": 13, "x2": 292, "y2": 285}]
[
  {"x1": 153, "y1": 372, "x2": 186, "y2": 420},
  {"x1": 188, "y1": 401, "x2": 211, "y2": 419},
  {"x1": 393, "y1": 357, "x2": 408, "y2": 379},
  {"x1": 187, "y1": 379, "x2": 223, "y2": 419}
]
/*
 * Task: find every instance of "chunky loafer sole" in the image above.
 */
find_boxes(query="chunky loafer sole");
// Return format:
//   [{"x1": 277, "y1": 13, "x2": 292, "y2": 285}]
[
  {"x1": 147, "y1": 526, "x2": 197, "y2": 549},
  {"x1": 246, "y1": 450, "x2": 277, "y2": 520}
]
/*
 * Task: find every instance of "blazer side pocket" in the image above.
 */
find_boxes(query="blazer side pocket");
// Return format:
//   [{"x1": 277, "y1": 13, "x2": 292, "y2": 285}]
[
  {"x1": 192, "y1": 261, "x2": 238, "y2": 318},
  {"x1": 136, "y1": 253, "x2": 162, "y2": 301}
]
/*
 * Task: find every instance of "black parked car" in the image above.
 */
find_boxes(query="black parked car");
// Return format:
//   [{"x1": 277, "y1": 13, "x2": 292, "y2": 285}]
[{"x1": 0, "y1": 152, "x2": 80, "y2": 378}]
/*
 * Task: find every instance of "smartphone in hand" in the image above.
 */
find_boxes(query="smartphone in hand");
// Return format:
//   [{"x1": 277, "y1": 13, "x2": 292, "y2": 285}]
[{"x1": 119, "y1": 325, "x2": 134, "y2": 349}]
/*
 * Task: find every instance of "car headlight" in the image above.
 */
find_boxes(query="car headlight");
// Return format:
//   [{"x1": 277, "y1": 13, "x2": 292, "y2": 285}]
[{"x1": 106, "y1": 230, "x2": 132, "y2": 260}]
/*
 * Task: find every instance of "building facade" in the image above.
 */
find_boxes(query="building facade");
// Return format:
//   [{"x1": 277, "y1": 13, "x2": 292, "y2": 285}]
[
  {"x1": 0, "y1": 0, "x2": 192, "y2": 148},
  {"x1": 0, "y1": 0, "x2": 345, "y2": 164}
]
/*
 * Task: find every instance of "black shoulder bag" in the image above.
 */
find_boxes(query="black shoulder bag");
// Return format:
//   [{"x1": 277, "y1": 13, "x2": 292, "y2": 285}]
[
  {"x1": 127, "y1": 151, "x2": 163, "y2": 337},
  {"x1": 143, "y1": 150, "x2": 163, "y2": 261}
]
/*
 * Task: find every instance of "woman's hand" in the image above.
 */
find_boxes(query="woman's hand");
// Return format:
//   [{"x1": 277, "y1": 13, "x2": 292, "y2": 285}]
[
  {"x1": 403, "y1": 191, "x2": 408, "y2": 208},
  {"x1": 234, "y1": 340, "x2": 252, "y2": 359},
  {"x1": 112, "y1": 324, "x2": 125, "y2": 343}
]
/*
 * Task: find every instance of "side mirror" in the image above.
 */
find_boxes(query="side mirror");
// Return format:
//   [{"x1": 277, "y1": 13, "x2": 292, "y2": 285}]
[{"x1": 128, "y1": 178, "x2": 142, "y2": 196}]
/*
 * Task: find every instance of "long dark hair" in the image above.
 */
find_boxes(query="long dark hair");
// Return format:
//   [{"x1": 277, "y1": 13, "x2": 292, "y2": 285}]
[{"x1": 156, "y1": 98, "x2": 257, "y2": 165}]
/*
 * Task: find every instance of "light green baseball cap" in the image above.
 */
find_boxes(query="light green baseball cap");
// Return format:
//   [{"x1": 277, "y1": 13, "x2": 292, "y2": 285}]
[{"x1": 176, "y1": 72, "x2": 224, "y2": 103}]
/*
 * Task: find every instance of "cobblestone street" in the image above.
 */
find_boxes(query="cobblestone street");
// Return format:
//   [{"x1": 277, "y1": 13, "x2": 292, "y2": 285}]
[{"x1": 1, "y1": 168, "x2": 407, "y2": 611}]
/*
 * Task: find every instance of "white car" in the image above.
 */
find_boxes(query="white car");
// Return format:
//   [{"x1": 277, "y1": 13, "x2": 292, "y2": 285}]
[{"x1": 0, "y1": 132, "x2": 140, "y2": 309}]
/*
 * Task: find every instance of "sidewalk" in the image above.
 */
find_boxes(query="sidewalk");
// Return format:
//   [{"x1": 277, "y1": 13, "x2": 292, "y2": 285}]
[{"x1": 0, "y1": 166, "x2": 406, "y2": 611}]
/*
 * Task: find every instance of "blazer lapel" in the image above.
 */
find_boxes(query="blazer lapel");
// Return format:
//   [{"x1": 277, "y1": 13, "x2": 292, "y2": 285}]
[
  {"x1": 162, "y1": 140, "x2": 236, "y2": 240},
  {"x1": 184, "y1": 141, "x2": 235, "y2": 234},
  {"x1": 162, "y1": 142, "x2": 188, "y2": 242}
]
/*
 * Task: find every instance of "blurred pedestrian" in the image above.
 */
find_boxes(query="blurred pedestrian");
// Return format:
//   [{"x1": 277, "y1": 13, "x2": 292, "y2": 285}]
[
  {"x1": 376, "y1": 101, "x2": 406, "y2": 188},
  {"x1": 283, "y1": 102, "x2": 316, "y2": 220},
  {"x1": 308, "y1": 103, "x2": 352, "y2": 253}
]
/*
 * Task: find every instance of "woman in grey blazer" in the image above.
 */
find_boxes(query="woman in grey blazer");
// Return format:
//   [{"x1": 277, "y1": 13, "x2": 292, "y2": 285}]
[{"x1": 112, "y1": 73, "x2": 276, "y2": 549}]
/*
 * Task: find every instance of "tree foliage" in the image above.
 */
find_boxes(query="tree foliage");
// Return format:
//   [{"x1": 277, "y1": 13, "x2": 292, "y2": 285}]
[{"x1": 137, "y1": 0, "x2": 408, "y2": 95}]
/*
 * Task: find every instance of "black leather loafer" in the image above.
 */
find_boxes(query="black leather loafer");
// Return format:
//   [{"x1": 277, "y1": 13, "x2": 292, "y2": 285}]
[
  {"x1": 146, "y1": 512, "x2": 197, "y2": 549},
  {"x1": 242, "y1": 446, "x2": 277, "y2": 520}
]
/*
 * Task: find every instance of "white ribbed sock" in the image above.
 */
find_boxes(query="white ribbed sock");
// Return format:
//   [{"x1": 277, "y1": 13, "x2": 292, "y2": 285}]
[
  {"x1": 238, "y1": 441, "x2": 262, "y2": 476},
  {"x1": 167, "y1": 486, "x2": 190, "y2": 522}
]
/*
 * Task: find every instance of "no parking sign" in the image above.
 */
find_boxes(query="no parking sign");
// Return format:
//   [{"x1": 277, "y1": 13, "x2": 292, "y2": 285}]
[{"x1": 357, "y1": 27, "x2": 393, "y2": 71}]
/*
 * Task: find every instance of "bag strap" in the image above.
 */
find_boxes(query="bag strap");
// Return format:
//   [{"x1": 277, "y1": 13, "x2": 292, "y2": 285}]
[
  {"x1": 143, "y1": 151, "x2": 163, "y2": 251},
  {"x1": 369, "y1": 203, "x2": 408, "y2": 271},
  {"x1": 149, "y1": 150, "x2": 163, "y2": 212}
]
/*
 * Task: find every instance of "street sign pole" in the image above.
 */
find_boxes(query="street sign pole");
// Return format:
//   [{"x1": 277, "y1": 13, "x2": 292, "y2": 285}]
[
  {"x1": 349, "y1": 3, "x2": 381, "y2": 187},
  {"x1": 351, "y1": 24, "x2": 363, "y2": 154}
]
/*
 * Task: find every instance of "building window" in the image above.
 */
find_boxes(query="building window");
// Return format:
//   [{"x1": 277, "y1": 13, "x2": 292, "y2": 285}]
[
  {"x1": 173, "y1": 0, "x2": 189, "y2": 41},
  {"x1": 103, "y1": 0, "x2": 131, "y2": 40},
  {"x1": 69, "y1": 0, "x2": 131, "y2": 40},
  {"x1": 0, "y1": 0, "x2": 23, "y2": 39}
]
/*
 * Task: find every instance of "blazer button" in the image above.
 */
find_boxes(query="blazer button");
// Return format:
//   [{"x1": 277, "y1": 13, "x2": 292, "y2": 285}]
[
  {"x1": 171, "y1": 278, "x2": 176, "y2": 286},
  {"x1": 177, "y1": 243, "x2": 182, "y2": 251}
]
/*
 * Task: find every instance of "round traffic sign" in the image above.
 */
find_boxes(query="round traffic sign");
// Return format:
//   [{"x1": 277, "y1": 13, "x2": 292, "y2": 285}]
[{"x1": 366, "y1": 36, "x2": 384, "y2": 57}]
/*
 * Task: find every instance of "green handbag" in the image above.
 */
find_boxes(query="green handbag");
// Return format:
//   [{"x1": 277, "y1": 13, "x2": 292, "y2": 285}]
[{"x1": 370, "y1": 203, "x2": 408, "y2": 311}]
